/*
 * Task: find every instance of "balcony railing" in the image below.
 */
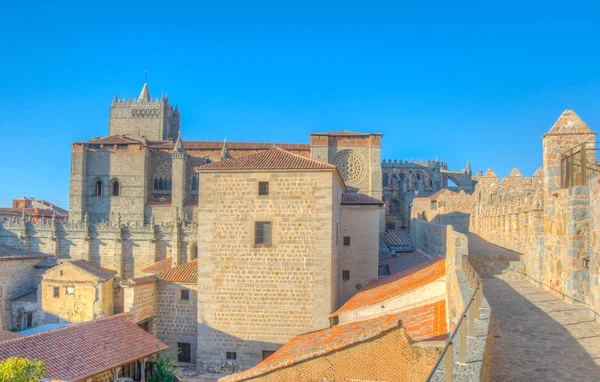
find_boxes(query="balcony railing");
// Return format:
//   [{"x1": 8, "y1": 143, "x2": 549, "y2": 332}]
[
  {"x1": 561, "y1": 142, "x2": 600, "y2": 188},
  {"x1": 426, "y1": 255, "x2": 483, "y2": 381}
]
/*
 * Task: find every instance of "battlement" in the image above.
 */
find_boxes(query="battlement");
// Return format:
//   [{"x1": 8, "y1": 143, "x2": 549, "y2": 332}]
[{"x1": 381, "y1": 159, "x2": 447, "y2": 168}]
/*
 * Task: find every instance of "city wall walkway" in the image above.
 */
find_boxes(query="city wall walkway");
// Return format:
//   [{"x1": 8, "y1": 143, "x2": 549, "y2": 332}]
[{"x1": 467, "y1": 234, "x2": 600, "y2": 382}]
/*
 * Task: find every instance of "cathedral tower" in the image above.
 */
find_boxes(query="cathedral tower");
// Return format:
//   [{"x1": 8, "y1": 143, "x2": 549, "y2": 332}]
[{"x1": 108, "y1": 83, "x2": 180, "y2": 141}]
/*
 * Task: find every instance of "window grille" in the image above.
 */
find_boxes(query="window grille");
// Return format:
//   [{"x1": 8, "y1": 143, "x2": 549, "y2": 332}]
[
  {"x1": 255, "y1": 222, "x2": 272, "y2": 245},
  {"x1": 258, "y1": 182, "x2": 269, "y2": 196}
]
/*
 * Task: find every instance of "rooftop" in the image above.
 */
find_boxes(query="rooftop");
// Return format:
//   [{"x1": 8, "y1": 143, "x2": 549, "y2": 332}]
[
  {"x1": 341, "y1": 193, "x2": 383, "y2": 206},
  {"x1": 142, "y1": 257, "x2": 173, "y2": 273},
  {"x1": 221, "y1": 312, "x2": 403, "y2": 382},
  {"x1": 157, "y1": 259, "x2": 198, "y2": 283},
  {"x1": 0, "y1": 330, "x2": 22, "y2": 344},
  {"x1": 332, "y1": 257, "x2": 445, "y2": 317},
  {"x1": 0, "y1": 244, "x2": 49, "y2": 261},
  {"x1": 66, "y1": 260, "x2": 118, "y2": 281},
  {"x1": 150, "y1": 140, "x2": 310, "y2": 151},
  {"x1": 0, "y1": 313, "x2": 167, "y2": 381},
  {"x1": 379, "y1": 251, "x2": 431, "y2": 277},
  {"x1": 195, "y1": 146, "x2": 338, "y2": 172},
  {"x1": 384, "y1": 228, "x2": 413, "y2": 247}
]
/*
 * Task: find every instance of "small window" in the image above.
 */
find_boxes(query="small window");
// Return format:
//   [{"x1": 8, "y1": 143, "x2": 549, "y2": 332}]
[
  {"x1": 117, "y1": 144, "x2": 128, "y2": 150},
  {"x1": 181, "y1": 289, "x2": 190, "y2": 300},
  {"x1": 255, "y1": 222, "x2": 272, "y2": 245},
  {"x1": 262, "y1": 350, "x2": 275, "y2": 360},
  {"x1": 191, "y1": 175, "x2": 198, "y2": 192},
  {"x1": 26, "y1": 312, "x2": 33, "y2": 329},
  {"x1": 226, "y1": 352, "x2": 237, "y2": 360},
  {"x1": 385, "y1": 222, "x2": 395, "y2": 230},
  {"x1": 383, "y1": 173, "x2": 389, "y2": 187},
  {"x1": 343, "y1": 236, "x2": 350, "y2": 246},
  {"x1": 178, "y1": 343, "x2": 191, "y2": 363},
  {"x1": 342, "y1": 270, "x2": 350, "y2": 281},
  {"x1": 60, "y1": 270, "x2": 63, "y2": 276},
  {"x1": 66, "y1": 286, "x2": 75, "y2": 295},
  {"x1": 258, "y1": 182, "x2": 269, "y2": 196},
  {"x1": 94, "y1": 180, "x2": 103, "y2": 196},
  {"x1": 111, "y1": 180, "x2": 120, "y2": 196},
  {"x1": 53, "y1": 287, "x2": 59, "y2": 298}
]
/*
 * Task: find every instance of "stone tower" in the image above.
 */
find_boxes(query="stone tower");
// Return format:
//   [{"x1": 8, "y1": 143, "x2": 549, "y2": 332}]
[
  {"x1": 309, "y1": 132, "x2": 382, "y2": 200},
  {"x1": 109, "y1": 83, "x2": 180, "y2": 141}
]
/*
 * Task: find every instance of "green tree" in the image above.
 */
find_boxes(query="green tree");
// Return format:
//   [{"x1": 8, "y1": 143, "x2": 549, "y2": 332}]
[
  {"x1": 147, "y1": 351, "x2": 176, "y2": 382},
  {"x1": 0, "y1": 357, "x2": 45, "y2": 382}
]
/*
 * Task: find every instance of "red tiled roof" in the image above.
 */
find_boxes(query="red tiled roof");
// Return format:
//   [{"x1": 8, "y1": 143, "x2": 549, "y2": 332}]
[
  {"x1": 0, "y1": 208, "x2": 67, "y2": 217},
  {"x1": 0, "y1": 244, "x2": 49, "y2": 261},
  {"x1": 0, "y1": 330, "x2": 22, "y2": 343},
  {"x1": 120, "y1": 275, "x2": 158, "y2": 287},
  {"x1": 221, "y1": 313, "x2": 403, "y2": 382},
  {"x1": 341, "y1": 193, "x2": 383, "y2": 206},
  {"x1": 142, "y1": 257, "x2": 173, "y2": 273},
  {"x1": 195, "y1": 147, "x2": 337, "y2": 172},
  {"x1": 399, "y1": 300, "x2": 448, "y2": 342},
  {"x1": 0, "y1": 313, "x2": 167, "y2": 381},
  {"x1": 384, "y1": 228, "x2": 413, "y2": 247},
  {"x1": 88, "y1": 135, "x2": 146, "y2": 145},
  {"x1": 157, "y1": 259, "x2": 197, "y2": 283},
  {"x1": 332, "y1": 257, "x2": 445, "y2": 317},
  {"x1": 149, "y1": 140, "x2": 310, "y2": 151},
  {"x1": 67, "y1": 260, "x2": 117, "y2": 281}
]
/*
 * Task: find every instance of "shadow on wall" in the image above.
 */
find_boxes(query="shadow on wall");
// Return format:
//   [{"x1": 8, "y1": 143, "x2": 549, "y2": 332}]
[
  {"x1": 466, "y1": 233, "x2": 522, "y2": 278},
  {"x1": 412, "y1": 212, "x2": 470, "y2": 235},
  {"x1": 482, "y1": 276, "x2": 600, "y2": 381}
]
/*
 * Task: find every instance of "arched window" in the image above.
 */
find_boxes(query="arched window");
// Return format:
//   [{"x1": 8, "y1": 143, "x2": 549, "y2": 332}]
[
  {"x1": 111, "y1": 179, "x2": 120, "y2": 196},
  {"x1": 191, "y1": 175, "x2": 198, "y2": 192},
  {"x1": 152, "y1": 160, "x2": 172, "y2": 198},
  {"x1": 94, "y1": 180, "x2": 103, "y2": 196}
]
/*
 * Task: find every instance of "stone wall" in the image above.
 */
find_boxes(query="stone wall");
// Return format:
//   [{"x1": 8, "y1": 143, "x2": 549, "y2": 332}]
[
  {"x1": 0, "y1": 258, "x2": 43, "y2": 330},
  {"x1": 156, "y1": 281, "x2": 198, "y2": 365},
  {"x1": 339, "y1": 205, "x2": 381, "y2": 305},
  {"x1": 230, "y1": 327, "x2": 438, "y2": 382},
  {"x1": 196, "y1": 170, "x2": 343, "y2": 369},
  {"x1": 123, "y1": 280, "x2": 158, "y2": 324}
]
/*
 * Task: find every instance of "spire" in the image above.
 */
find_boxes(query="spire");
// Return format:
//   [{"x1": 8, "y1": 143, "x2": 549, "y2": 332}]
[
  {"x1": 548, "y1": 109, "x2": 591, "y2": 134},
  {"x1": 112, "y1": 93, "x2": 118, "y2": 105},
  {"x1": 220, "y1": 138, "x2": 232, "y2": 160},
  {"x1": 465, "y1": 160, "x2": 472, "y2": 175},
  {"x1": 172, "y1": 132, "x2": 186, "y2": 159},
  {"x1": 138, "y1": 83, "x2": 151, "y2": 103}
]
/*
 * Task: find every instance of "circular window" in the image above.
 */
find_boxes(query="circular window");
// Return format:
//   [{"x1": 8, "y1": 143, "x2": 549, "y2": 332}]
[{"x1": 335, "y1": 151, "x2": 366, "y2": 185}]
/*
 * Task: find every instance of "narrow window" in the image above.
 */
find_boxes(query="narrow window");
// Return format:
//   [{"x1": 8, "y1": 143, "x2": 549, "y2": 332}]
[
  {"x1": 178, "y1": 343, "x2": 192, "y2": 363},
  {"x1": 180, "y1": 289, "x2": 190, "y2": 301},
  {"x1": 383, "y1": 173, "x2": 389, "y2": 187},
  {"x1": 191, "y1": 175, "x2": 198, "y2": 192},
  {"x1": 342, "y1": 270, "x2": 350, "y2": 281},
  {"x1": 112, "y1": 180, "x2": 120, "y2": 196},
  {"x1": 226, "y1": 352, "x2": 237, "y2": 360},
  {"x1": 53, "y1": 287, "x2": 59, "y2": 298},
  {"x1": 262, "y1": 350, "x2": 275, "y2": 360},
  {"x1": 94, "y1": 180, "x2": 103, "y2": 196},
  {"x1": 258, "y1": 182, "x2": 269, "y2": 196},
  {"x1": 343, "y1": 236, "x2": 351, "y2": 246},
  {"x1": 26, "y1": 312, "x2": 33, "y2": 328},
  {"x1": 255, "y1": 222, "x2": 272, "y2": 245},
  {"x1": 66, "y1": 286, "x2": 75, "y2": 295}
]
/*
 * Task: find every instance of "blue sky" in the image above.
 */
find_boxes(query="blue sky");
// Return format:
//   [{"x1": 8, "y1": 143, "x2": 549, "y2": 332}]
[{"x1": 1, "y1": 1, "x2": 599, "y2": 208}]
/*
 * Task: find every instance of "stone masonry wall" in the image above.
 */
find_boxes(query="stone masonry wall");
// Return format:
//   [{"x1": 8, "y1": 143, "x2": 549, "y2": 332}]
[
  {"x1": 156, "y1": 281, "x2": 197, "y2": 365},
  {"x1": 196, "y1": 170, "x2": 342, "y2": 369},
  {"x1": 0, "y1": 258, "x2": 43, "y2": 330}
]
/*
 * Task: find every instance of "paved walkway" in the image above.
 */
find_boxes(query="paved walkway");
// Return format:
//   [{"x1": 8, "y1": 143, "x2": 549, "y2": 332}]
[{"x1": 467, "y1": 234, "x2": 600, "y2": 382}]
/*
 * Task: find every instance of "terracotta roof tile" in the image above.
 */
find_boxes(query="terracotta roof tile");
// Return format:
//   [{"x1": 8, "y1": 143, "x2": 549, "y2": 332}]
[
  {"x1": 157, "y1": 259, "x2": 197, "y2": 283},
  {"x1": 384, "y1": 228, "x2": 413, "y2": 247},
  {"x1": 341, "y1": 193, "x2": 383, "y2": 206},
  {"x1": 88, "y1": 135, "x2": 146, "y2": 145},
  {"x1": 0, "y1": 313, "x2": 167, "y2": 381},
  {"x1": 142, "y1": 257, "x2": 173, "y2": 273},
  {"x1": 221, "y1": 313, "x2": 403, "y2": 382},
  {"x1": 0, "y1": 330, "x2": 22, "y2": 343},
  {"x1": 0, "y1": 244, "x2": 49, "y2": 261},
  {"x1": 67, "y1": 260, "x2": 117, "y2": 281},
  {"x1": 397, "y1": 300, "x2": 448, "y2": 341},
  {"x1": 195, "y1": 147, "x2": 337, "y2": 172},
  {"x1": 332, "y1": 257, "x2": 445, "y2": 317},
  {"x1": 120, "y1": 275, "x2": 158, "y2": 287}
]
